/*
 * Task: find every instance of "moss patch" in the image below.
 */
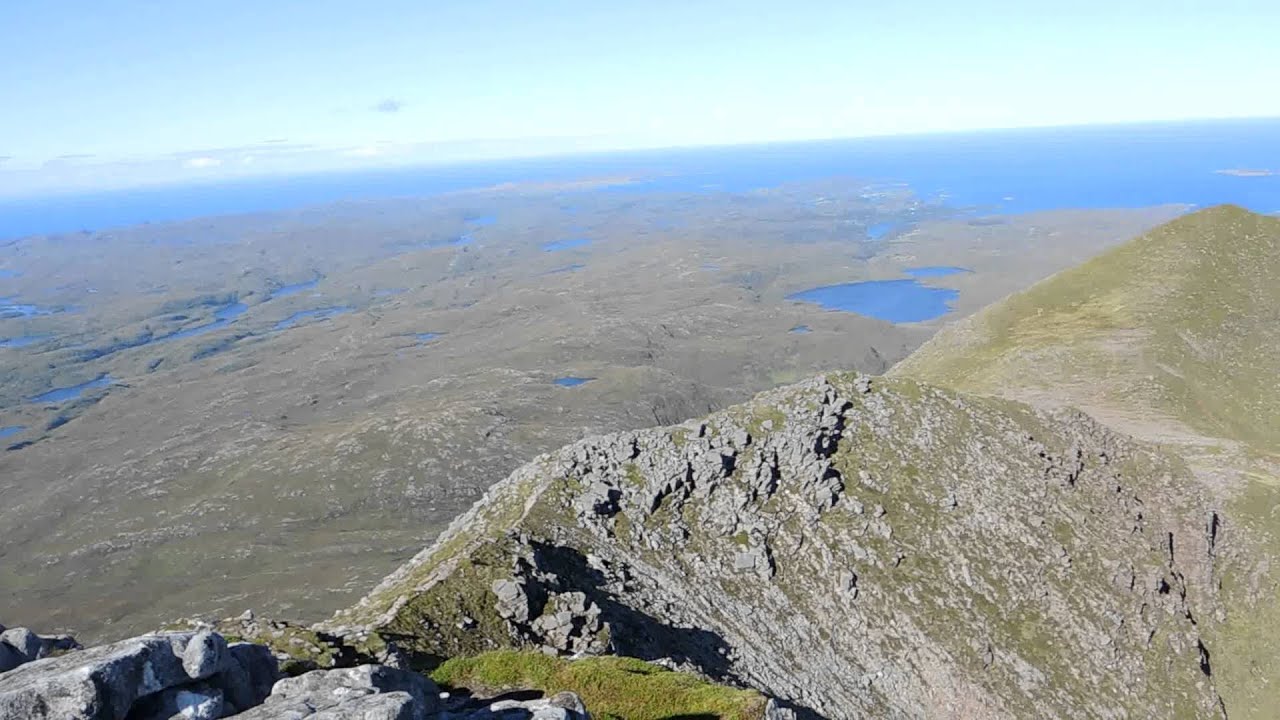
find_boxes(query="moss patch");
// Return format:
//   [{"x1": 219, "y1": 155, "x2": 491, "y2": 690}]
[{"x1": 431, "y1": 650, "x2": 768, "y2": 720}]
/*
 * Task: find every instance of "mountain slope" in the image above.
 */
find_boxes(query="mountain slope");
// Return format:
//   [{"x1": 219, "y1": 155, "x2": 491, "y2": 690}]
[
  {"x1": 892, "y1": 205, "x2": 1280, "y2": 717},
  {"x1": 330, "y1": 373, "x2": 1225, "y2": 719},
  {"x1": 892, "y1": 204, "x2": 1280, "y2": 460}
]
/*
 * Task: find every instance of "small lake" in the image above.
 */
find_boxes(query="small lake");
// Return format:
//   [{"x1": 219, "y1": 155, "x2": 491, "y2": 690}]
[
  {"x1": 161, "y1": 302, "x2": 248, "y2": 341},
  {"x1": 412, "y1": 332, "x2": 442, "y2": 343},
  {"x1": 270, "y1": 276, "x2": 322, "y2": 299},
  {"x1": 466, "y1": 215, "x2": 498, "y2": 226},
  {"x1": 1, "y1": 299, "x2": 62, "y2": 319},
  {"x1": 903, "y1": 266, "x2": 971, "y2": 278},
  {"x1": 789, "y1": 325, "x2": 812, "y2": 334},
  {"x1": 788, "y1": 279, "x2": 959, "y2": 323},
  {"x1": 1, "y1": 335, "x2": 50, "y2": 348},
  {"x1": 29, "y1": 374, "x2": 114, "y2": 404},
  {"x1": 0, "y1": 425, "x2": 24, "y2": 439},
  {"x1": 554, "y1": 376, "x2": 594, "y2": 387},
  {"x1": 274, "y1": 306, "x2": 354, "y2": 330},
  {"x1": 542, "y1": 238, "x2": 591, "y2": 252},
  {"x1": 546, "y1": 263, "x2": 585, "y2": 274},
  {"x1": 866, "y1": 222, "x2": 899, "y2": 240}
]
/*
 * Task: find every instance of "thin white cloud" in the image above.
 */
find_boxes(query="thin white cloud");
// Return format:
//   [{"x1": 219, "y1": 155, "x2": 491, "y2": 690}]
[
  {"x1": 341, "y1": 145, "x2": 384, "y2": 158},
  {"x1": 184, "y1": 156, "x2": 222, "y2": 169}
]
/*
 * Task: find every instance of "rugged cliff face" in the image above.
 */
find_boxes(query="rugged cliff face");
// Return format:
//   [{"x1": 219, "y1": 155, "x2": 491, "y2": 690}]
[{"x1": 332, "y1": 373, "x2": 1227, "y2": 719}]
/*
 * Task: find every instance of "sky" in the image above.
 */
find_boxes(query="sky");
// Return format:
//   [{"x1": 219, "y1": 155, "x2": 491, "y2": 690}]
[{"x1": 1, "y1": 0, "x2": 1277, "y2": 195}]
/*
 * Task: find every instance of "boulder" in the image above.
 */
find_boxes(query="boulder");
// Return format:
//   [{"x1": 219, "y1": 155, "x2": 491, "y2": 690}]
[
  {"x1": 182, "y1": 631, "x2": 229, "y2": 681},
  {"x1": 0, "y1": 631, "x2": 226, "y2": 719},
  {"x1": 225, "y1": 664, "x2": 438, "y2": 720},
  {"x1": 0, "y1": 644, "x2": 24, "y2": 674},
  {"x1": 124, "y1": 682, "x2": 225, "y2": 720},
  {"x1": 0, "y1": 629, "x2": 41, "y2": 662},
  {"x1": 462, "y1": 691, "x2": 590, "y2": 720},
  {"x1": 218, "y1": 643, "x2": 279, "y2": 713}
]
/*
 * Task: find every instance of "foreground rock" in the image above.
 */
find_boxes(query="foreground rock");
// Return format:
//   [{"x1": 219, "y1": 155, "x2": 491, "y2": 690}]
[
  {"x1": 226, "y1": 664, "x2": 438, "y2": 719},
  {"x1": 0, "y1": 630, "x2": 278, "y2": 719},
  {"x1": 0, "y1": 627, "x2": 600, "y2": 720},
  {"x1": 0, "y1": 625, "x2": 80, "y2": 673},
  {"x1": 443, "y1": 691, "x2": 590, "y2": 719},
  {"x1": 333, "y1": 373, "x2": 1228, "y2": 719}
]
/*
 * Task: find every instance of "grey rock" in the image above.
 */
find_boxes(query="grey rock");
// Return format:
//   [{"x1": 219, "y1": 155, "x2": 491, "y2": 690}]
[
  {"x1": 233, "y1": 690, "x2": 417, "y2": 720},
  {"x1": 0, "y1": 644, "x2": 24, "y2": 674},
  {"x1": 217, "y1": 642, "x2": 280, "y2": 713},
  {"x1": 125, "y1": 682, "x2": 225, "y2": 720},
  {"x1": 763, "y1": 697, "x2": 799, "y2": 720},
  {"x1": 38, "y1": 634, "x2": 82, "y2": 658},
  {"x1": 183, "y1": 631, "x2": 230, "y2": 680},
  {"x1": 0, "y1": 629, "x2": 41, "y2": 662},
  {"x1": 492, "y1": 579, "x2": 531, "y2": 624},
  {"x1": 228, "y1": 664, "x2": 437, "y2": 720},
  {"x1": 0, "y1": 631, "x2": 225, "y2": 719},
  {"x1": 466, "y1": 691, "x2": 590, "y2": 720}
]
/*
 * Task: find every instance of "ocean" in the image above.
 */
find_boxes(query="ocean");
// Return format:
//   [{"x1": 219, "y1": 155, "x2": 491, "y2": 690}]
[{"x1": 1, "y1": 118, "x2": 1277, "y2": 241}]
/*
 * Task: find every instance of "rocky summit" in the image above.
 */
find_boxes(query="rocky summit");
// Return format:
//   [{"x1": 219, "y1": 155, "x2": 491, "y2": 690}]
[{"x1": 330, "y1": 372, "x2": 1227, "y2": 719}]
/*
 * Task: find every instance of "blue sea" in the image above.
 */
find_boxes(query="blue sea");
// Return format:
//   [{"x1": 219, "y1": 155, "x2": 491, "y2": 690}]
[{"x1": 1, "y1": 118, "x2": 1277, "y2": 241}]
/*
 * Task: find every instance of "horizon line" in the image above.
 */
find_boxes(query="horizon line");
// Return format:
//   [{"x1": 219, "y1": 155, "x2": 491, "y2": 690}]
[{"x1": 1, "y1": 113, "x2": 1277, "y2": 202}]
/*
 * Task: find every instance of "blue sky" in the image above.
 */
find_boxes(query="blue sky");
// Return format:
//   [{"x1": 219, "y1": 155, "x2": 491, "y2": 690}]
[{"x1": 1, "y1": 0, "x2": 1276, "y2": 194}]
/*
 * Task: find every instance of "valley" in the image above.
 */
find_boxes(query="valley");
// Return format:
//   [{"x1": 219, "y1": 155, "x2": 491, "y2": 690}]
[{"x1": 0, "y1": 174, "x2": 1183, "y2": 641}]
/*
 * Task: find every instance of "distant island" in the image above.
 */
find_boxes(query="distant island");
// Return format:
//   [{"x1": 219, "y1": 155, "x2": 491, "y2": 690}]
[{"x1": 1214, "y1": 168, "x2": 1276, "y2": 177}]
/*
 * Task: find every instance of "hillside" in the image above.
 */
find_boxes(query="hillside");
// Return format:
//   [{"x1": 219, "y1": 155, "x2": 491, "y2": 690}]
[
  {"x1": 893, "y1": 204, "x2": 1280, "y2": 461},
  {"x1": 328, "y1": 373, "x2": 1228, "y2": 719},
  {"x1": 893, "y1": 205, "x2": 1280, "y2": 716}
]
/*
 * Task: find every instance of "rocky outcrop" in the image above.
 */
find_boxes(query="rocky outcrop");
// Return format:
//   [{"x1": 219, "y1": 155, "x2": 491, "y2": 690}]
[
  {"x1": 335, "y1": 373, "x2": 1228, "y2": 719},
  {"x1": 0, "y1": 625, "x2": 80, "y2": 673},
  {"x1": 0, "y1": 630, "x2": 278, "y2": 719},
  {"x1": 226, "y1": 664, "x2": 438, "y2": 719},
  {"x1": 169, "y1": 613, "x2": 408, "y2": 676},
  {"x1": 0, "y1": 626, "x2": 598, "y2": 720}
]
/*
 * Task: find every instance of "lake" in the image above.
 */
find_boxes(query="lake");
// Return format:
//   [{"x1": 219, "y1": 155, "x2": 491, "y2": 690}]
[
  {"x1": 554, "y1": 377, "x2": 594, "y2": 387},
  {"x1": 270, "y1": 277, "x2": 322, "y2": 299},
  {"x1": 28, "y1": 374, "x2": 114, "y2": 404},
  {"x1": 4, "y1": 119, "x2": 1276, "y2": 240},
  {"x1": 788, "y1": 279, "x2": 960, "y2": 323},
  {"x1": 161, "y1": 302, "x2": 248, "y2": 342}
]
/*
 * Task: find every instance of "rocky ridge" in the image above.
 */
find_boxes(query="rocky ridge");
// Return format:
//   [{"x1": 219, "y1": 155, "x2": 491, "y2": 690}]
[
  {"x1": 331, "y1": 372, "x2": 1229, "y2": 719},
  {"x1": 0, "y1": 626, "x2": 592, "y2": 719}
]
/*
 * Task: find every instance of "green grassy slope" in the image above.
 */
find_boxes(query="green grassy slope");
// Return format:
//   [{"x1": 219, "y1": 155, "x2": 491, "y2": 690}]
[
  {"x1": 893, "y1": 204, "x2": 1280, "y2": 458},
  {"x1": 431, "y1": 652, "x2": 767, "y2": 720},
  {"x1": 893, "y1": 205, "x2": 1280, "y2": 718}
]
